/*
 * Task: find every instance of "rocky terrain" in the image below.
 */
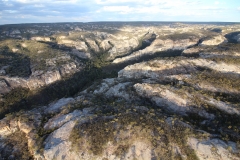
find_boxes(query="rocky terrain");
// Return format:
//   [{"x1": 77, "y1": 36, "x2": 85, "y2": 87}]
[{"x1": 0, "y1": 22, "x2": 240, "y2": 160}]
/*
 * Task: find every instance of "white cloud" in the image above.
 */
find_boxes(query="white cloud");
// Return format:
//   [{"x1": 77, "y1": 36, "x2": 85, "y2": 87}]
[
  {"x1": 2, "y1": 0, "x2": 13, "y2": 6},
  {"x1": 15, "y1": 0, "x2": 79, "y2": 3},
  {"x1": 96, "y1": 0, "x2": 138, "y2": 4},
  {"x1": 4, "y1": 10, "x2": 18, "y2": 13},
  {"x1": 102, "y1": 6, "x2": 132, "y2": 14},
  {"x1": 34, "y1": 4, "x2": 44, "y2": 7},
  {"x1": 200, "y1": 6, "x2": 226, "y2": 10},
  {"x1": 15, "y1": 0, "x2": 40, "y2": 3},
  {"x1": 101, "y1": 5, "x2": 167, "y2": 14},
  {"x1": 51, "y1": 11, "x2": 61, "y2": 13},
  {"x1": 96, "y1": 0, "x2": 202, "y2": 7},
  {"x1": 99, "y1": 4, "x2": 207, "y2": 17},
  {"x1": 0, "y1": 0, "x2": 239, "y2": 24},
  {"x1": 96, "y1": 0, "x2": 179, "y2": 6},
  {"x1": 5, "y1": 3, "x2": 13, "y2": 6},
  {"x1": 51, "y1": 0, "x2": 79, "y2": 4},
  {"x1": 96, "y1": 0, "x2": 211, "y2": 15}
]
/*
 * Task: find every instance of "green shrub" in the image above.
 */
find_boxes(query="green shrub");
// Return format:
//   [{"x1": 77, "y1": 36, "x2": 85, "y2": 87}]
[
  {"x1": 70, "y1": 103, "x2": 198, "y2": 159},
  {"x1": 1, "y1": 131, "x2": 33, "y2": 160}
]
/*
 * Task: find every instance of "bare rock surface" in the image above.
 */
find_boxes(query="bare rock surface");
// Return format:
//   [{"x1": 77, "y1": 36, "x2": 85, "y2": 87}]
[
  {"x1": 133, "y1": 83, "x2": 214, "y2": 119},
  {"x1": 205, "y1": 98, "x2": 240, "y2": 115},
  {"x1": 43, "y1": 120, "x2": 79, "y2": 160},
  {"x1": 201, "y1": 35, "x2": 227, "y2": 46},
  {"x1": 85, "y1": 38, "x2": 100, "y2": 53},
  {"x1": 118, "y1": 58, "x2": 240, "y2": 80},
  {"x1": 0, "y1": 79, "x2": 10, "y2": 94},
  {"x1": 0, "y1": 119, "x2": 18, "y2": 138},
  {"x1": 45, "y1": 98, "x2": 75, "y2": 114},
  {"x1": 113, "y1": 38, "x2": 198, "y2": 63},
  {"x1": 0, "y1": 60, "x2": 81, "y2": 93},
  {"x1": 108, "y1": 37, "x2": 139, "y2": 60},
  {"x1": 100, "y1": 40, "x2": 112, "y2": 51},
  {"x1": 31, "y1": 36, "x2": 51, "y2": 42},
  {"x1": 188, "y1": 137, "x2": 240, "y2": 160},
  {"x1": 71, "y1": 49, "x2": 91, "y2": 59},
  {"x1": 91, "y1": 78, "x2": 133, "y2": 100},
  {"x1": 44, "y1": 110, "x2": 82, "y2": 130},
  {"x1": 234, "y1": 34, "x2": 240, "y2": 42}
]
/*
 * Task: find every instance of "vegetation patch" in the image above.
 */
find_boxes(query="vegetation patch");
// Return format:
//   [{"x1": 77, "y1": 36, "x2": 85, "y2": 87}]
[
  {"x1": 193, "y1": 70, "x2": 240, "y2": 94},
  {"x1": 207, "y1": 56, "x2": 240, "y2": 65},
  {"x1": 0, "y1": 47, "x2": 31, "y2": 77},
  {"x1": 167, "y1": 79, "x2": 240, "y2": 142},
  {"x1": 225, "y1": 31, "x2": 240, "y2": 43},
  {"x1": 0, "y1": 131, "x2": 33, "y2": 160},
  {"x1": 70, "y1": 103, "x2": 199, "y2": 159},
  {"x1": 0, "y1": 87, "x2": 30, "y2": 118}
]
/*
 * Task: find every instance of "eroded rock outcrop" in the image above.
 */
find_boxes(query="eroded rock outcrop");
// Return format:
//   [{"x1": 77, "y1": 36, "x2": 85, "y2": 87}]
[
  {"x1": 31, "y1": 36, "x2": 51, "y2": 42},
  {"x1": 201, "y1": 35, "x2": 227, "y2": 46},
  {"x1": 89, "y1": 78, "x2": 134, "y2": 101},
  {"x1": 133, "y1": 83, "x2": 216, "y2": 119},
  {"x1": 118, "y1": 58, "x2": 240, "y2": 79},
  {"x1": 107, "y1": 37, "x2": 140, "y2": 60},
  {"x1": 113, "y1": 38, "x2": 198, "y2": 63},
  {"x1": 0, "y1": 60, "x2": 81, "y2": 93},
  {"x1": 234, "y1": 34, "x2": 240, "y2": 43},
  {"x1": 188, "y1": 137, "x2": 240, "y2": 160}
]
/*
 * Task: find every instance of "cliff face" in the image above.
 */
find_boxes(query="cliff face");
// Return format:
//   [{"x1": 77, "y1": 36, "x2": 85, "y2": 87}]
[
  {"x1": 1, "y1": 62, "x2": 80, "y2": 91},
  {"x1": 0, "y1": 22, "x2": 240, "y2": 160}
]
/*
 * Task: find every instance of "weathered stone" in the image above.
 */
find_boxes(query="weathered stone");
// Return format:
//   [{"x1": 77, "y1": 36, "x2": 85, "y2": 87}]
[
  {"x1": 188, "y1": 137, "x2": 240, "y2": 160},
  {"x1": 45, "y1": 98, "x2": 75, "y2": 114},
  {"x1": 44, "y1": 110, "x2": 82, "y2": 130},
  {"x1": 134, "y1": 83, "x2": 215, "y2": 119},
  {"x1": 0, "y1": 79, "x2": 10, "y2": 94},
  {"x1": 71, "y1": 49, "x2": 91, "y2": 59},
  {"x1": 31, "y1": 36, "x2": 51, "y2": 42},
  {"x1": 75, "y1": 41, "x2": 88, "y2": 51},
  {"x1": 113, "y1": 38, "x2": 198, "y2": 63},
  {"x1": 118, "y1": 58, "x2": 240, "y2": 79},
  {"x1": 234, "y1": 34, "x2": 240, "y2": 42},
  {"x1": 85, "y1": 38, "x2": 100, "y2": 53},
  {"x1": 108, "y1": 37, "x2": 139, "y2": 60},
  {"x1": 100, "y1": 40, "x2": 112, "y2": 51},
  {"x1": 201, "y1": 35, "x2": 227, "y2": 46}
]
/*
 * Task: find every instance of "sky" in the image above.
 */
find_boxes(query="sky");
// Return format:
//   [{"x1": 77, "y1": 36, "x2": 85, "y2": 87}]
[{"x1": 0, "y1": 0, "x2": 240, "y2": 24}]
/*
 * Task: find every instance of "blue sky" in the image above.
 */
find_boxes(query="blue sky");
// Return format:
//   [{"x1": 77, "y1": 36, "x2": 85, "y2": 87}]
[{"x1": 0, "y1": 0, "x2": 239, "y2": 24}]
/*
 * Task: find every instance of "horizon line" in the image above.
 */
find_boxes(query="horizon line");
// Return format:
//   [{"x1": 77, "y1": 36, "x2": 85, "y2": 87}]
[{"x1": 1, "y1": 21, "x2": 240, "y2": 26}]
